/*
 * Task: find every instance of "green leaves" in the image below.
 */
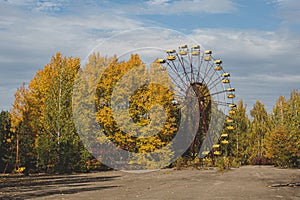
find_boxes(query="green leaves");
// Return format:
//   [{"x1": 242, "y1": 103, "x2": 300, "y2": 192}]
[
  {"x1": 9, "y1": 53, "x2": 90, "y2": 173},
  {"x1": 4, "y1": 50, "x2": 299, "y2": 172},
  {"x1": 225, "y1": 100, "x2": 250, "y2": 165},
  {"x1": 266, "y1": 90, "x2": 300, "y2": 167},
  {"x1": 217, "y1": 91, "x2": 299, "y2": 168},
  {"x1": 248, "y1": 100, "x2": 270, "y2": 164},
  {"x1": 93, "y1": 54, "x2": 179, "y2": 168},
  {"x1": 0, "y1": 111, "x2": 15, "y2": 173}
]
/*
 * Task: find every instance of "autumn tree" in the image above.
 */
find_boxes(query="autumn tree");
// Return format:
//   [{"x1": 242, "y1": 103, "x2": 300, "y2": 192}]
[
  {"x1": 10, "y1": 53, "x2": 91, "y2": 173},
  {"x1": 0, "y1": 111, "x2": 15, "y2": 173},
  {"x1": 248, "y1": 100, "x2": 270, "y2": 164},
  {"x1": 33, "y1": 53, "x2": 87, "y2": 173},
  {"x1": 72, "y1": 53, "x2": 113, "y2": 170},
  {"x1": 267, "y1": 90, "x2": 300, "y2": 167},
  {"x1": 226, "y1": 100, "x2": 250, "y2": 165},
  {"x1": 26, "y1": 62, "x2": 56, "y2": 172},
  {"x1": 10, "y1": 83, "x2": 36, "y2": 174},
  {"x1": 7, "y1": 49, "x2": 299, "y2": 172},
  {"x1": 93, "y1": 54, "x2": 179, "y2": 169}
]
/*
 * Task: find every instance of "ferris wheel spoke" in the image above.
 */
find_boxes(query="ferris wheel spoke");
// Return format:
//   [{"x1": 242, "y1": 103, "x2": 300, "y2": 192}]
[
  {"x1": 207, "y1": 76, "x2": 222, "y2": 90},
  {"x1": 204, "y1": 63, "x2": 214, "y2": 82},
  {"x1": 189, "y1": 55, "x2": 195, "y2": 82},
  {"x1": 202, "y1": 56, "x2": 211, "y2": 79},
  {"x1": 196, "y1": 70, "x2": 204, "y2": 83},
  {"x1": 166, "y1": 60, "x2": 184, "y2": 78},
  {"x1": 208, "y1": 83, "x2": 223, "y2": 94},
  {"x1": 195, "y1": 50, "x2": 205, "y2": 83},
  {"x1": 195, "y1": 58, "x2": 202, "y2": 83},
  {"x1": 201, "y1": 61, "x2": 212, "y2": 85},
  {"x1": 166, "y1": 71, "x2": 188, "y2": 95},
  {"x1": 168, "y1": 56, "x2": 180, "y2": 72},
  {"x1": 202, "y1": 90, "x2": 227, "y2": 99},
  {"x1": 176, "y1": 54, "x2": 192, "y2": 84},
  {"x1": 212, "y1": 100, "x2": 231, "y2": 107},
  {"x1": 166, "y1": 61, "x2": 190, "y2": 90},
  {"x1": 205, "y1": 73, "x2": 218, "y2": 89},
  {"x1": 205, "y1": 68, "x2": 220, "y2": 87}
]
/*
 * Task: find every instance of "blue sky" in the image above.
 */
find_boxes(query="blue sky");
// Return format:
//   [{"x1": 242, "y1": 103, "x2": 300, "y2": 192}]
[{"x1": 0, "y1": 0, "x2": 299, "y2": 112}]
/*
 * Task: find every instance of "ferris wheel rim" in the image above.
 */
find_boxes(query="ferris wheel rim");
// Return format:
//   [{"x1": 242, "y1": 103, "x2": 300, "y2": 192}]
[{"x1": 156, "y1": 44, "x2": 236, "y2": 158}]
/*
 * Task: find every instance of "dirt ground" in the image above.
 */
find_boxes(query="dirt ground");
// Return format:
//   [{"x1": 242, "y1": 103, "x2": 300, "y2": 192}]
[{"x1": 0, "y1": 165, "x2": 299, "y2": 200}]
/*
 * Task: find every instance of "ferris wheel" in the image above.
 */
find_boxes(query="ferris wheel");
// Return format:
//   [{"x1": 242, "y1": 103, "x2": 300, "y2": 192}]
[{"x1": 156, "y1": 44, "x2": 236, "y2": 158}]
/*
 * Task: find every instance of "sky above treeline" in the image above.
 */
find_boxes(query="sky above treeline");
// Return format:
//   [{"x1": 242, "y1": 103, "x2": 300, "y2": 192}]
[{"x1": 0, "y1": 0, "x2": 299, "y2": 112}]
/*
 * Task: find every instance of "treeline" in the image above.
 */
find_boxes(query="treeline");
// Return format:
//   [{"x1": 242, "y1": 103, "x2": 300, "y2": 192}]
[
  {"x1": 1, "y1": 53, "x2": 90, "y2": 174},
  {"x1": 0, "y1": 53, "x2": 299, "y2": 174},
  {"x1": 221, "y1": 94, "x2": 299, "y2": 168}
]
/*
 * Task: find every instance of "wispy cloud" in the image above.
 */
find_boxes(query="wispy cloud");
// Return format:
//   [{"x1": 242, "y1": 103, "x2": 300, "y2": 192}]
[
  {"x1": 272, "y1": 0, "x2": 300, "y2": 25},
  {"x1": 0, "y1": 0, "x2": 299, "y2": 112},
  {"x1": 114, "y1": 0, "x2": 238, "y2": 15},
  {"x1": 189, "y1": 28, "x2": 300, "y2": 110},
  {"x1": 34, "y1": 0, "x2": 69, "y2": 12},
  {"x1": 3, "y1": 0, "x2": 69, "y2": 12},
  {"x1": 146, "y1": 0, "x2": 170, "y2": 6},
  {"x1": 191, "y1": 28, "x2": 300, "y2": 75},
  {"x1": 0, "y1": 1, "x2": 143, "y2": 110}
]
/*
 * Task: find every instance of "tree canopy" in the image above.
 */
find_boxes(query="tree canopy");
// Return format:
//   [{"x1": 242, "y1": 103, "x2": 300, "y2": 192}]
[{"x1": 0, "y1": 52, "x2": 299, "y2": 173}]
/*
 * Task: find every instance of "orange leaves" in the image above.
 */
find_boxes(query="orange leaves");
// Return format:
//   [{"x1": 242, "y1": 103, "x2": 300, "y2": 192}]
[
  {"x1": 94, "y1": 53, "x2": 179, "y2": 158},
  {"x1": 10, "y1": 83, "x2": 27, "y2": 133}
]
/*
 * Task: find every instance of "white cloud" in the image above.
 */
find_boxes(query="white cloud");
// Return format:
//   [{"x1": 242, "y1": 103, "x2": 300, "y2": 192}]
[
  {"x1": 251, "y1": 74, "x2": 300, "y2": 83},
  {"x1": 0, "y1": 2, "x2": 143, "y2": 110},
  {"x1": 272, "y1": 0, "x2": 300, "y2": 25},
  {"x1": 120, "y1": 0, "x2": 237, "y2": 15},
  {"x1": 3, "y1": 0, "x2": 70, "y2": 12},
  {"x1": 0, "y1": 0, "x2": 299, "y2": 113},
  {"x1": 34, "y1": 0, "x2": 69, "y2": 12},
  {"x1": 188, "y1": 28, "x2": 300, "y2": 111},
  {"x1": 232, "y1": 74, "x2": 300, "y2": 111},
  {"x1": 146, "y1": 0, "x2": 170, "y2": 6},
  {"x1": 76, "y1": 27, "x2": 300, "y2": 112},
  {"x1": 3, "y1": 0, "x2": 31, "y2": 6},
  {"x1": 0, "y1": 4, "x2": 142, "y2": 66},
  {"x1": 190, "y1": 28, "x2": 300, "y2": 75}
]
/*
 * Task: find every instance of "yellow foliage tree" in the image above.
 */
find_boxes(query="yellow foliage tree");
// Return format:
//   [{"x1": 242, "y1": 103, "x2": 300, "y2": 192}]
[{"x1": 93, "y1": 54, "x2": 179, "y2": 169}]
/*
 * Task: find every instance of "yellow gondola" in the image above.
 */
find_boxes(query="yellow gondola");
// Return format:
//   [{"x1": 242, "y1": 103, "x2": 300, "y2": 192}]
[
  {"x1": 229, "y1": 103, "x2": 237, "y2": 108},
  {"x1": 227, "y1": 88, "x2": 235, "y2": 92},
  {"x1": 214, "y1": 60, "x2": 222, "y2": 64},
  {"x1": 166, "y1": 49, "x2": 176, "y2": 53},
  {"x1": 229, "y1": 110, "x2": 236, "y2": 115},
  {"x1": 204, "y1": 50, "x2": 212, "y2": 54},
  {"x1": 222, "y1": 73, "x2": 230, "y2": 77},
  {"x1": 156, "y1": 59, "x2": 166, "y2": 63},
  {"x1": 226, "y1": 126, "x2": 234, "y2": 130},
  {"x1": 179, "y1": 51, "x2": 187, "y2": 55},
  {"x1": 222, "y1": 79, "x2": 230, "y2": 83},
  {"x1": 226, "y1": 118, "x2": 234, "y2": 123},
  {"x1": 213, "y1": 144, "x2": 220, "y2": 148},
  {"x1": 227, "y1": 94, "x2": 235, "y2": 98},
  {"x1": 192, "y1": 45, "x2": 200, "y2": 49},
  {"x1": 221, "y1": 133, "x2": 228, "y2": 137},
  {"x1": 214, "y1": 151, "x2": 221, "y2": 155},
  {"x1": 179, "y1": 44, "x2": 188, "y2": 48},
  {"x1": 192, "y1": 51, "x2": 200, "y2": 56},
  {"x1": 202, "y1": 151, "x2": 210, "y2": 155},
  {"x1": 214, "y1": 66, "x2": 223, "y2": 71},
  {"x1": 204, "y1": 56, "x2": 211, "y2": 61},
  {"x1": 221, "y1": 140, "x2": 229, "y2": 144},
  {"x1": 167, "y1": 55, "x2": 176, "y2": 61}
]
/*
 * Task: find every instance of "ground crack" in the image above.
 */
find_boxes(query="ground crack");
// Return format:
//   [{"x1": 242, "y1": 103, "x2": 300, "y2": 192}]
[{"x1": 270, "y1": 182, "x2": 300, "y2": 187}]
